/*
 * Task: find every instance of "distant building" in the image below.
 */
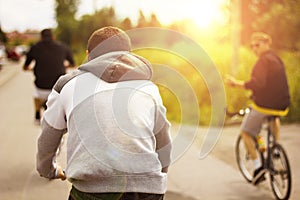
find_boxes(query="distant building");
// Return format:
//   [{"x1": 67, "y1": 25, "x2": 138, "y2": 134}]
[{"x1": 6, "y1": 30, "x2": 40, "y2": 45}]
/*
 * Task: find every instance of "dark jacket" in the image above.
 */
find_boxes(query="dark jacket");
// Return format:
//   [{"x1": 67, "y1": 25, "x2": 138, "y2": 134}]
[
  {"x1": 25, "y1": 40, "x2": 75, "y2": 89},
  {"x1": 245, "y1": 50, "x2": 290, "y2": 110}
]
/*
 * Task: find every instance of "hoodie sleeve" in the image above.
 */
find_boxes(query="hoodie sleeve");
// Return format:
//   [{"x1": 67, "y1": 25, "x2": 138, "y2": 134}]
[
  {"x1": 153, "y1": 88, "x2": 172, "y2": 172},
  {"x1": 36, "y1": 89, "x2": 67, "y2": 179},
  {"x1": 244, "y1": 55, "x2": 268, "y2": 91}
]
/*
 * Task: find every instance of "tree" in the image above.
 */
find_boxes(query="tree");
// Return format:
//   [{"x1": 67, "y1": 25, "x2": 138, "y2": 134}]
[
  {"x1": 239, "y1": 0, "x2": 283, "y2": 44},
  {"x1": 120, "y1": 17, "x2": 133, "y2": 30},
  {"x1": 0, "y1": 26, "x2": 7, "y2": 44},
  {"x1": 230, "y1": 0, "x2": 300, "y2": 50},
  {"x1": 75, "y1": 7, "x2": 118, "y2": 48},
  {"x1": 253, "y1": 0, "x2": 300, "y2": 51},
  {"x1": 136, "y1": 10, "x2": 147, "y2": 28},
  {"x1": 55, "y1": 0, "x2": 79, "y2": 46},
  {"x1": 149, "y1": 13, "x2": 161, "y2": 27}
]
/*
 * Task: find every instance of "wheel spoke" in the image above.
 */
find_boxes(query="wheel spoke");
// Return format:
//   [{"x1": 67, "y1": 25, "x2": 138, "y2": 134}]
[
  {"x1": 236, "y1": 135, "x2": 264, "y2": 183},
  {"x1": 270, "y1": 144, "x2": 291, "y2": 200}
]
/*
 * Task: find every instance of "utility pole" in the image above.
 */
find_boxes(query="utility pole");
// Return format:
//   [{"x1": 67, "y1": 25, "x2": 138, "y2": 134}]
[{"x1": 230, "y1": 0, "x2": 241, "y2": 75}]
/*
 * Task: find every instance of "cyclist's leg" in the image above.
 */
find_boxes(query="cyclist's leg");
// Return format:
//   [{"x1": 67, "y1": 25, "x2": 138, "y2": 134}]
[
  {"x1": 240, "y1": 108, "x2": 268, "y2": 184},
  {"x1": 33, "y1": 86, "x2": 51, "y2": 123},
  {"x1": 270, "y1": 117, "x2": 280, "y2": 142},
  {"x1": 34, "y1": 98, "x2": 46, "y2": 110},
  {"x1": 34, "y1": 98, "x2": 44, "y2": 120},
  {"x1": 240, "y1": 108, "x2": 265, "y2": 160},
  {"x1": 241, "y1": 131, "x2": 257, "y2": 160}
]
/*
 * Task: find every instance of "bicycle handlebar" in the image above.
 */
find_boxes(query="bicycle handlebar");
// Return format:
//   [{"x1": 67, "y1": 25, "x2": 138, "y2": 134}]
[{"x1": 225, "y1": 107, "x2": 250, "y2": 117}]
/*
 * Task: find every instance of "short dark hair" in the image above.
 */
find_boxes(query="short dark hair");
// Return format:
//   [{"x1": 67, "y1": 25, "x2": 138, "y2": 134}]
[
  {"x1": 87, "y1": 26, "x2": 131, "y2": 59},
  {"x1": 41, "y1": 29, "x2": 53, "y2": 41}
]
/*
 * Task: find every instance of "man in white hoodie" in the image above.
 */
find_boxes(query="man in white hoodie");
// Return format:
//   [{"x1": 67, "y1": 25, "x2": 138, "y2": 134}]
[{"x1": 36, "y1": 26, "x2": 172, "y2": 200}]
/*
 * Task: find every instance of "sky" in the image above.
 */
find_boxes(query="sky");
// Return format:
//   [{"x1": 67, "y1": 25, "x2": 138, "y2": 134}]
[{"x1": 0, "y1": 0, "x2": 227, "y2": 32}]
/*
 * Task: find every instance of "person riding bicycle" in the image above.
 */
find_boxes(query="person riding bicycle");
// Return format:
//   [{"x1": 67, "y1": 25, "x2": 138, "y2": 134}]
[
  {"x1": 226, "y1": 32, "x2": 290, "y2": 185},
  {"x1": 36, "y1": 26, "x2": 172, "y2": 200},
  {"x1": 23, "y1": 29, "x2": 75, "y2": 125}
]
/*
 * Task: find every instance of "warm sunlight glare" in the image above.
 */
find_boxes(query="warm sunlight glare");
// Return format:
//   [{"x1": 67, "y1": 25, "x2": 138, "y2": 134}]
[
  {"x1": 78, "y1": 0, "x2": 228, "y2": 29},
  {"x1": 152, "y1": 0, "x2": 228, "y2": 28},
  {"x1": 188, "y1": 0, "x2": 227, "y2": 28}
]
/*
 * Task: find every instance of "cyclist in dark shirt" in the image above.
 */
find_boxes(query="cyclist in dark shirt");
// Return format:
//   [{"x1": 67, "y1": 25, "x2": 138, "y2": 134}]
[
  {"x1": 226, "y1": 32, "x2": 290, "y2": 185},
  {"x1": 23, "y1": 29, "x2": 75, "y2": 125}
]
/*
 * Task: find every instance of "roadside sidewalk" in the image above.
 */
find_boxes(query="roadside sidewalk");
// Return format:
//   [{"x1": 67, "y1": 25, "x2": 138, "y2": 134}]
[{"x1": 0, "y1": 59, "x2": 22, "y2": 86}]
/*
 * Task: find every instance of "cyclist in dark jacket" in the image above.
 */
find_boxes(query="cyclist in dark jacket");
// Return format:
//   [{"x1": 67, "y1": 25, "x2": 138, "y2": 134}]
[
  {"x1": 23, "y1": 29, "x2": 75, "y2": 125},
  {"x1": 226, "y1": 32, "x2": 290, "y2": 185},
  {"x1": 244, "y1": 49, "x2": 290, "y2": 111}
]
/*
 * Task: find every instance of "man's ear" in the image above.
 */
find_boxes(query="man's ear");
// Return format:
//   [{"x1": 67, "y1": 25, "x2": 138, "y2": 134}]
[{"x1": 86, "y1": 50, "x2": 91, "y2": 61}]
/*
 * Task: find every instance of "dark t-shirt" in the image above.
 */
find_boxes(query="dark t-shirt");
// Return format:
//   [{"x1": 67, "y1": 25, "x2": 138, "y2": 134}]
[
  {"x1": 245, "y1": 50, "x2": 290, "y2": 110},
  {"x1": 25, "y1": 40, "x2": 75, "y2": 89}
]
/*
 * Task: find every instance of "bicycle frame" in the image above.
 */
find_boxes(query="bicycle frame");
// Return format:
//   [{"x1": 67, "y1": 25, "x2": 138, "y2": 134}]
[
  {"x1": 232, "y1": 108, "x2": 292, "y2": 200},
  {"x1": 257, "y1": 116, "x2": 291, "y2": 200},
  {"x1": 262, "y1": 117, "x2": 276, "y2": 174}
]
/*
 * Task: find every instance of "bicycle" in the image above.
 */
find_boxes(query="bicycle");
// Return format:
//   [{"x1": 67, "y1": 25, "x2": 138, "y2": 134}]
[{"x1": 226, "y1": 108, "x2": 292, "y2": 200}]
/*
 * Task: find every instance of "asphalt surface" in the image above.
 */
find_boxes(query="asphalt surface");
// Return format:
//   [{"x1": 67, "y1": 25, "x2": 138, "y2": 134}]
[{"x1": 0, "y1": 59, "x2": 299, "y2": 200}]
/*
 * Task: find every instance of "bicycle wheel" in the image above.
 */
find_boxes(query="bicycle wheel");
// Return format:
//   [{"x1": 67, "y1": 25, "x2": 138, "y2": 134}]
[
  {"x1": 235, "y1": 135, "x2": 264, "y2": 183},
  {"x1": 270, "y1": 144, "x2": 292, "y2": 200}
]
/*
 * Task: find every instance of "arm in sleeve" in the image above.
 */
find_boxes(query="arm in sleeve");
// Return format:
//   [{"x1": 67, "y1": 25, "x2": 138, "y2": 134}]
[
  {"x1": 244, "y1": 56, "x2": 268, "y2": 91},
  {"x1": 36, "y1": 89, "x2": 67, "y2": 179},
  {"x1": 153, "y1": 90, "x2": 172, "y2": 173},
  {"x1": 65, "y1": 46, "x2": 75, "y2": 67},
  {"x1": 23, "y1": 46, "x2": 35, "y2": 70}
]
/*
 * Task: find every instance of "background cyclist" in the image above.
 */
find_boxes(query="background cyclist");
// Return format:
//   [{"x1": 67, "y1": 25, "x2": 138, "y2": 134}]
[
  {"x1": 23, "y1": 29, "x2": 75, "y2": 125},
  {"x1": 226, "y1": 32, "x2": 290, "y2": 185}
]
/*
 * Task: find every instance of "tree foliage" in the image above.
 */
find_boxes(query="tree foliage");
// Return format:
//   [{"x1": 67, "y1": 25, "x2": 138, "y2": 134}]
[
  {"x1": 76, "y1": 7, "x2": 117, "y2": 46},
  {"x1": 239, "y1": 0, "x2": 300, "y2": 51},
  {"x1": 50, "y1": 1, "x2": 300, "y2": 124},
  {"x1": 0, "y1": 26, "x2": 7, "y2": 44},
  {"x1": 239, "y1": 0, "x2": 283, "y2": 44},
  {"x1": 253, "y1": 0, "x2": 300, "y2": 51},
  {"x1": 55, "y1": 0, "x2": 79, "y2": 46}
]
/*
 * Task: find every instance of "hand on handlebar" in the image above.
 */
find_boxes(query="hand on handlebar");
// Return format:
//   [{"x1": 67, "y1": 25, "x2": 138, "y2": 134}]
[
  {"x1": 225, "y1": 74, "x2": 236, "y2": 87},
  {"x1": 23, "y1": 65, "x2": 33, "y2": 71},
  {"x1": 224, "y1": 74, "x2": 244, "y2": 88},
  {"x1": 55, "y1": 165, "x2": 66, "y2": 181}
]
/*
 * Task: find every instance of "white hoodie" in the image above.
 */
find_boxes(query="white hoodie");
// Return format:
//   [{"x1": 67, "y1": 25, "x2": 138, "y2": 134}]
[{"x1": 36, "y1": 51, "x2": 172, "y2": 194}]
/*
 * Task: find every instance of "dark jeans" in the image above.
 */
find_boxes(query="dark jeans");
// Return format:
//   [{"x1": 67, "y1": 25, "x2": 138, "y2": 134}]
[{"x1": 68, "y1": 186, "x2": 164, "y2": 200}]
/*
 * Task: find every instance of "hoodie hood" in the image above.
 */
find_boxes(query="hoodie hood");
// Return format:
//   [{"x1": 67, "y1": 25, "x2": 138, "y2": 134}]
[{"x1": 79, "y1": 51, "x2": 152, "y2": 83}]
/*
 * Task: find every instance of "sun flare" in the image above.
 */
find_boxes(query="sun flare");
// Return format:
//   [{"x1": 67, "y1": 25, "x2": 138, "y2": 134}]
[
  {"x1": 153, "y1": 0, "x2": 228, "y2": 28},
  {"x1": 188, "y1": 1, "x2": 226, "y2": 28},
  {"x1": 78, "y1": 0, "x2": 228, "y2": 29}
]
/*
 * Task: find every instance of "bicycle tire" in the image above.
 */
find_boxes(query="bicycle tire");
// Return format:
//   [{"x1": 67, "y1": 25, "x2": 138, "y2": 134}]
[
  {"x1": 269, "y1": 144, "x2": 292, "y2": 200},
  {"x1": 235, "y1": 134, "x2": 264, "y2": 183}
]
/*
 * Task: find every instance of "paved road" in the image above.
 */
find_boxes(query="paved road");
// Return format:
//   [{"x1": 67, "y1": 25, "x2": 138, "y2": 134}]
[{"x1": 0, "y1": 60, "x2": 299, "y2": 200}]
